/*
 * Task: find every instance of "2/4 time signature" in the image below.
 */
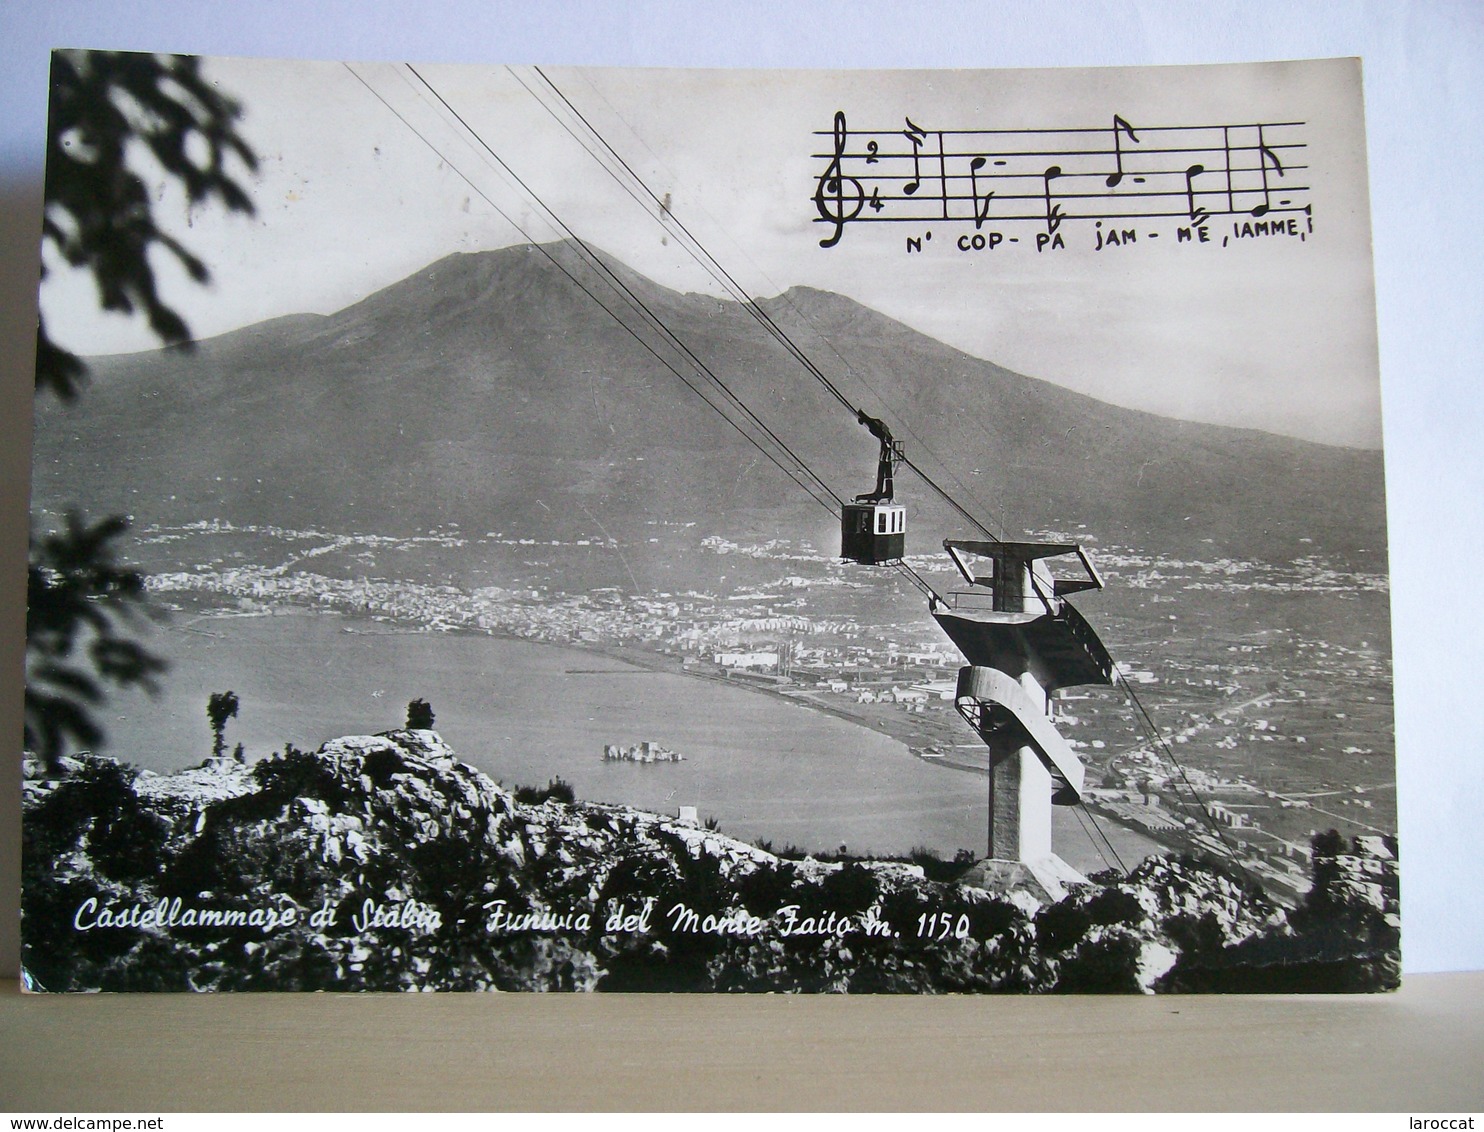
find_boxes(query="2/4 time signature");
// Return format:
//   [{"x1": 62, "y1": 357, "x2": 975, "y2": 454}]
[{"x1": 812, "y1": 110, "x2": 1311, "y2": 249}]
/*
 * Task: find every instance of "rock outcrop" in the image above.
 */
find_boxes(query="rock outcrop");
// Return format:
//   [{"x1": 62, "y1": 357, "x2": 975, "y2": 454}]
[{"x1": 20, "y1": 732, "x2": 1399, "y2": 993}]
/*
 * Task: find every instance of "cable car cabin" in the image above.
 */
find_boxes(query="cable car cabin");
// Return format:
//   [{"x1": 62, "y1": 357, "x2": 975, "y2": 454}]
[
  {"x1": 841, "y1": 501, "x2": 906, "y2": 565},
  {"x1": 842, "y1": 409, "x2": 905, "y2": 565}
]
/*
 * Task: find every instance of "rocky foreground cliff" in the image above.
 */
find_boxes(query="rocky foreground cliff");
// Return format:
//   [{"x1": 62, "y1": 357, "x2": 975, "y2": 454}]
[{"x1": 21, "y1": 731, "x2": 1399, "y2": 993}]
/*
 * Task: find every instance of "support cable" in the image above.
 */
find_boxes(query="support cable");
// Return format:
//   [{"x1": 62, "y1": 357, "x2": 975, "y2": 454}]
[
  {"x1": 1074, "y1": 800, "x2": 1128, "y2": 874},
  {"x1": 545, "y1": 69, "x2": 1014, "y2": 540},
  {"x1": 892, "y1": 559, "x2": 943, "y2": 603},
  {"x1": 1070, "y1": 802, "x2": 1117, "y2": 874},
  {"x1": 521, "y1": 66, "x2": 1004, "y2": 545},
  {"x1": 1119, "y1": 675, "x2": 1242, "y2": 860}
]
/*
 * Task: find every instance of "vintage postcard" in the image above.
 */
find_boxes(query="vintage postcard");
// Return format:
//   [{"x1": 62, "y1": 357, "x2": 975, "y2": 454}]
[{"x1": 22, "y1": 52, "x2": 1396, "y2": 992}]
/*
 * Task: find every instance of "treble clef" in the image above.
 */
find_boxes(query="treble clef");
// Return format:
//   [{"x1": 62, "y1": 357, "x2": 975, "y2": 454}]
[{"x1": 814, "y1": 111, "x2": 864, "y2": 249}]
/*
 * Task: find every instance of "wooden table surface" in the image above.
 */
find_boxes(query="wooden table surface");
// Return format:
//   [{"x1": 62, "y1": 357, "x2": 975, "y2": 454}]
[{"x1": 2, "y1": 972, "x2": 1482, "y2": 1111}]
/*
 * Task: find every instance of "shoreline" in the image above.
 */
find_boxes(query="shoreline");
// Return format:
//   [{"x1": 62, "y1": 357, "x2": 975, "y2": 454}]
[
  {"x1": 177, "y1": 599, "x2": 1183, "y2": 863},
  {"x1": 189, "y1": 598, "x2": 945, "y2": 755}
]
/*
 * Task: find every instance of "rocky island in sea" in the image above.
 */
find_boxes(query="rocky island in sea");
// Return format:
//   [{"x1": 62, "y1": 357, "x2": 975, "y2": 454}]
[
  {"x1": 21, "y1": 729, "x2": 1399, "y2": 994},
  {"x1": 603, "y1": 741, "x2": 685, "y2": 763}
]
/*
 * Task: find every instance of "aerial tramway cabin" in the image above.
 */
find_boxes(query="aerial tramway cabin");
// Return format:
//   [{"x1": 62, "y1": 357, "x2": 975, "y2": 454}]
[
  {"x1": 840, "y1": 410, "x2": 906, "y2": 566},
  {"x1": 840, "y1": 500, "x2": 906, "y2": 565}
]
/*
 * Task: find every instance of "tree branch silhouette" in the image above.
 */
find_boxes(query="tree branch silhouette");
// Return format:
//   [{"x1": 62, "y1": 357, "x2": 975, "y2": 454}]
[
  {"x1": 25, "y1": 514, "x2": 169, "y2": 768},
  {"x1": 28, "y1": 50, "x2": 256, "y2": 770},
  {"x1": 38, "y1": 50, "x2": 257, "y2": 398}
]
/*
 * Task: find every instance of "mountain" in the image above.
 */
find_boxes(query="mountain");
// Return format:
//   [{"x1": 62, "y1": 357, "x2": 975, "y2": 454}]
[{"x1": 30, "y1": 241, "x2": 1387, "y2": 567}]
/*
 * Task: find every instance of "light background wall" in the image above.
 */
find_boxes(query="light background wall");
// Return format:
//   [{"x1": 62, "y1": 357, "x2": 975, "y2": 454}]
[{"x1": 0, "y1": 0, "x2": 1479, "y2": 980}]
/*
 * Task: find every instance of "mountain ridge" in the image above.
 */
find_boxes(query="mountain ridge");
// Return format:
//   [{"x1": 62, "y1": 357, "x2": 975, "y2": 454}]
[{"x1": 31, "y1": 241, "x2": 1387, "y2": 568}]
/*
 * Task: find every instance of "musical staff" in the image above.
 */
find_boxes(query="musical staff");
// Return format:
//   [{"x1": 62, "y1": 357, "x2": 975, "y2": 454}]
[{"x1": 811, "y1": 111, "x2": 1311, "y2": 248}]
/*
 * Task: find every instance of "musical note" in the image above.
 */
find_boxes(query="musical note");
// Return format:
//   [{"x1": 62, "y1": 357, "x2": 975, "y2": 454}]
[
  {"x1": 903, "y1": 117, "x2": 928, "y2": 196},
  {"x1": 814, "y1": 110, "x2": 865, "y2": 248},
  {"x1": 1043, "y1": 166, "x2": 1064, "y2": 234},
  {"x1": 1250, "y1": 125, "x2": 1285, "y2": 217},
  {"x1": 1184, "y1": 163, "x2": 1207, "y2": 224},
  {"x1": 969, "y1": 156, "x2": 995, "y2": 229},
  {"x1": 1105, "y1": 115, "x2": 1139, "y2": 188}
]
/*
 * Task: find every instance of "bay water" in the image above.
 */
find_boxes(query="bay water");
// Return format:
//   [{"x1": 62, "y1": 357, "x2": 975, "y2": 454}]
[{"x1": 103, "y1": 608, "x2": 1157, "y2": 866}]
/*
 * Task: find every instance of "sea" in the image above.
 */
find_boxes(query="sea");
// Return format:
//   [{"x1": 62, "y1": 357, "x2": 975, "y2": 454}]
[{"x1": 100, "y1": 607, "x2": 1159, "y2": 868}]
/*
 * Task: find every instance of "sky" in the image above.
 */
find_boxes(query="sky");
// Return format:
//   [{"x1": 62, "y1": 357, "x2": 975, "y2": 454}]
[{"x1": 39, "y1": 54, "x2": 1383, "y2": 448}]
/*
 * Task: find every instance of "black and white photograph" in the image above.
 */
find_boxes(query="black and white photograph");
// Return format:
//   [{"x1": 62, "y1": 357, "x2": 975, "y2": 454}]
[{"x1": 20, "y1": 51, "x2": 1399, "y2": 994}]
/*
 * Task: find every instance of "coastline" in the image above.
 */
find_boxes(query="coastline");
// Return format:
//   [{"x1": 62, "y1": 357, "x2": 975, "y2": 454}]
[{"x1": 174, "y1": 600, "x2": 1175, "y2": 866}]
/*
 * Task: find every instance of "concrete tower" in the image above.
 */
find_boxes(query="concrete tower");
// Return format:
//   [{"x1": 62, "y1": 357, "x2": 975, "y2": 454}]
[{"x1": 931, "y1": 539, "x2": 1115, "y2": 900}]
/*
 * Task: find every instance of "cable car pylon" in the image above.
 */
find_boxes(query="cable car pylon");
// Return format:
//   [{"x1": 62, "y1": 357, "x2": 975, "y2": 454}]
[{"x1": 931, "y1": 540, "x2": 1115, "y2": 900}]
